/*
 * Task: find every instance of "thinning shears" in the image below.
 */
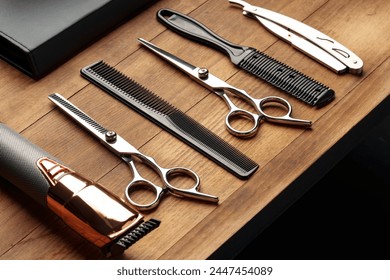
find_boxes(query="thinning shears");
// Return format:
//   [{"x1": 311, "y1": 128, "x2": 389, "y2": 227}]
[
  {"x1": 229, "y1": 0, "x2": 363, "y2": 75},
  {"x1": 48, "y1": 93, "x2": 218, "y2": 211},
  {"x1": 138, "y1": 38, "x2": 312, "y2": 138}
]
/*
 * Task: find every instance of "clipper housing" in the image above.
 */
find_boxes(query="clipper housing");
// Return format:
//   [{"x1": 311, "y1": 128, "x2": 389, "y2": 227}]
[{"x1": 37, "y1": 157, "x2": 160, "y2": 257}]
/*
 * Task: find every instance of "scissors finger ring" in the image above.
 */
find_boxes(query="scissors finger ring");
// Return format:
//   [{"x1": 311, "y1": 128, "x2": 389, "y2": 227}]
[
  {"x1": 225, "y1": 104, "x2": 261, "y2": 138},
  {"x1": 258, "y1": 96, "x2": 312, "y2": 127}
]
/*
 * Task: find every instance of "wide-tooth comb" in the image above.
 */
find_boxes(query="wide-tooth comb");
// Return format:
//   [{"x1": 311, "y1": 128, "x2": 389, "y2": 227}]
[
  {"x1": 238, "y1": 50, "x2": 333, "y2": 105},
  {"x1": 80, "y1": 61, "x2": 259, "y2": 179},
  {"x1": 156, "y1": 8, "x2": 335, "y2": 107}
]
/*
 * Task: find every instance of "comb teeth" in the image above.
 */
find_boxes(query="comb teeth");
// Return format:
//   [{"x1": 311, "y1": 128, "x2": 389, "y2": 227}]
[
  {"x1": 239, "y1": 50, "x2": 335, "y2": 107},
  {"x1": 107, "y1": 218, "x2": 161, "y2": 257},
  {"x1": 84, "y1": 61, "x2": 177, "y2": 116},
  {"x1": 49, "y1": 93, "x2": 108, "y2": 134}
]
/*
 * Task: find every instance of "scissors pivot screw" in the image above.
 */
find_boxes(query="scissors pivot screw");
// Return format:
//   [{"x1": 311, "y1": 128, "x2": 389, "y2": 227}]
[
  {"x1": 105, "y1": 130, "x2": 117, "y2": 143},
  {"x1": 198, "y1": 68, "x2": 209, "y2": 79}
]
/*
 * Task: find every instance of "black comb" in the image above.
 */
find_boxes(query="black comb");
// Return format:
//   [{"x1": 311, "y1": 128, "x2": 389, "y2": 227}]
[
  {"x1": 157, "y1": 8, "x2": 335, "y2": 107},
  {"x1": 80, "y1": 61, "x2": 259, "y2": 179}
]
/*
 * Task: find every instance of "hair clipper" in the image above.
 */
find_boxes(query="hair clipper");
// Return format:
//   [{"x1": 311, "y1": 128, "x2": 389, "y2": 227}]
[{"x1": 0, "y1": 123, "x2": 160, "y2": 257}]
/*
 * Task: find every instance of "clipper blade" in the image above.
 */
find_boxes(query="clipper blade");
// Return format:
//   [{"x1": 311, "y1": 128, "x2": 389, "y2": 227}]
[{"x1": 106, "y1": 218, "x2": 161, "y2": 257}]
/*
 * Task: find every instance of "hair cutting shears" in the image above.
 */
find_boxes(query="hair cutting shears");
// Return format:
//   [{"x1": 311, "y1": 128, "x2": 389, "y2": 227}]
[
  {"x1": 138, "y1": 38, "x2": 312, "y2": 138},
  {"x1": 48, "y1": 93, "x2": 219, "y2": 211}
]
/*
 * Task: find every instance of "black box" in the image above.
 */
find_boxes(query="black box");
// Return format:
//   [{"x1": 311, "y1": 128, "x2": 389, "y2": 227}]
[{"x1": 0, "y1": 0, "x2": 156, "y2": 79}]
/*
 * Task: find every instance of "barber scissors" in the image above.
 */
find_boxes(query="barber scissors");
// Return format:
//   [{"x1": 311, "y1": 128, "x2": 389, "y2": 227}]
[
  {"x1": 229, "y1": 0, "x2": 363, "y2": 75},
  {"x1": 138, "y1": 38, "x2": 312, "y2": 138},
  {"x1": 48, "y1": 93, "x2": 218, "y2": 211}
]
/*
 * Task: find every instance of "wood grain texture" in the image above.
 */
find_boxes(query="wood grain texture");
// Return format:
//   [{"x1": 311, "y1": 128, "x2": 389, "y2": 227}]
[{"x1": 0, "y1": 0, "x2": 389, "y2": 260}]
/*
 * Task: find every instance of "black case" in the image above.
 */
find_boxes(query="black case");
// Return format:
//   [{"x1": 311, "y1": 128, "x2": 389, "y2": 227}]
[{"x1": 0, "y1": 0, "x2": 156, "y2": 80}]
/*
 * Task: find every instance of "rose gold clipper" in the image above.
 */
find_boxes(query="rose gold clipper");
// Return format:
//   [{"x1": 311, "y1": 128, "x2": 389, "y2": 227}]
[
  {"x1": 0, "y1": 123, "x2": 160, "y2": 257},
  {"x1": 37, "y1": 157, "x2": 160, "y2": 256}
]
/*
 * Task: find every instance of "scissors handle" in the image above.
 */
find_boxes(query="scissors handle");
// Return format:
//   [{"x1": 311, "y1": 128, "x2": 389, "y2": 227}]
[
  {"x1": 222, "y1": 88, "x2": 311, "y2": 137},
  {"x1": 257, "y1": 96, "x2": 312, "y2": 127},
  {"x1": 163, "y1": 167, "x2": 219, "y2": 202},
  {"x1": 124, "y1": 156, "x2": 218, "y2": 211}
]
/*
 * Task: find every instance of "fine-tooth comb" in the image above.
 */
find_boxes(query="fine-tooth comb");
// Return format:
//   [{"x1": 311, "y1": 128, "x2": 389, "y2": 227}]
[
  {"x1": 156, "y1": 8, "x2": 336, "y2": 107},
  {"x1": 80, "y1": 60, "x2": 259, "y2": 179}
]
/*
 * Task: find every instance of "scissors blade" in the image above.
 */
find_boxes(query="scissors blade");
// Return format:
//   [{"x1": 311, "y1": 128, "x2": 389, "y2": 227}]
[
  {"x1": 138, "y1": 38, "x2": 232, "y2": 93},
  {"x1": 138, "y1": 38, "x2": 198, "y2": 77},
  {"x1": 48, "y1": 93, "x2": 138, "y2": 157},
  {"x1": 229, "y1": 0, "x2": 363, "y2": 75}
]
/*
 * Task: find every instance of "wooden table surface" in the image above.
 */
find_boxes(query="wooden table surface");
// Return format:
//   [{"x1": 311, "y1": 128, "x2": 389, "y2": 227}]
[{"x1": 1, "y1": 0, "x2": 389, "y2": 260}]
